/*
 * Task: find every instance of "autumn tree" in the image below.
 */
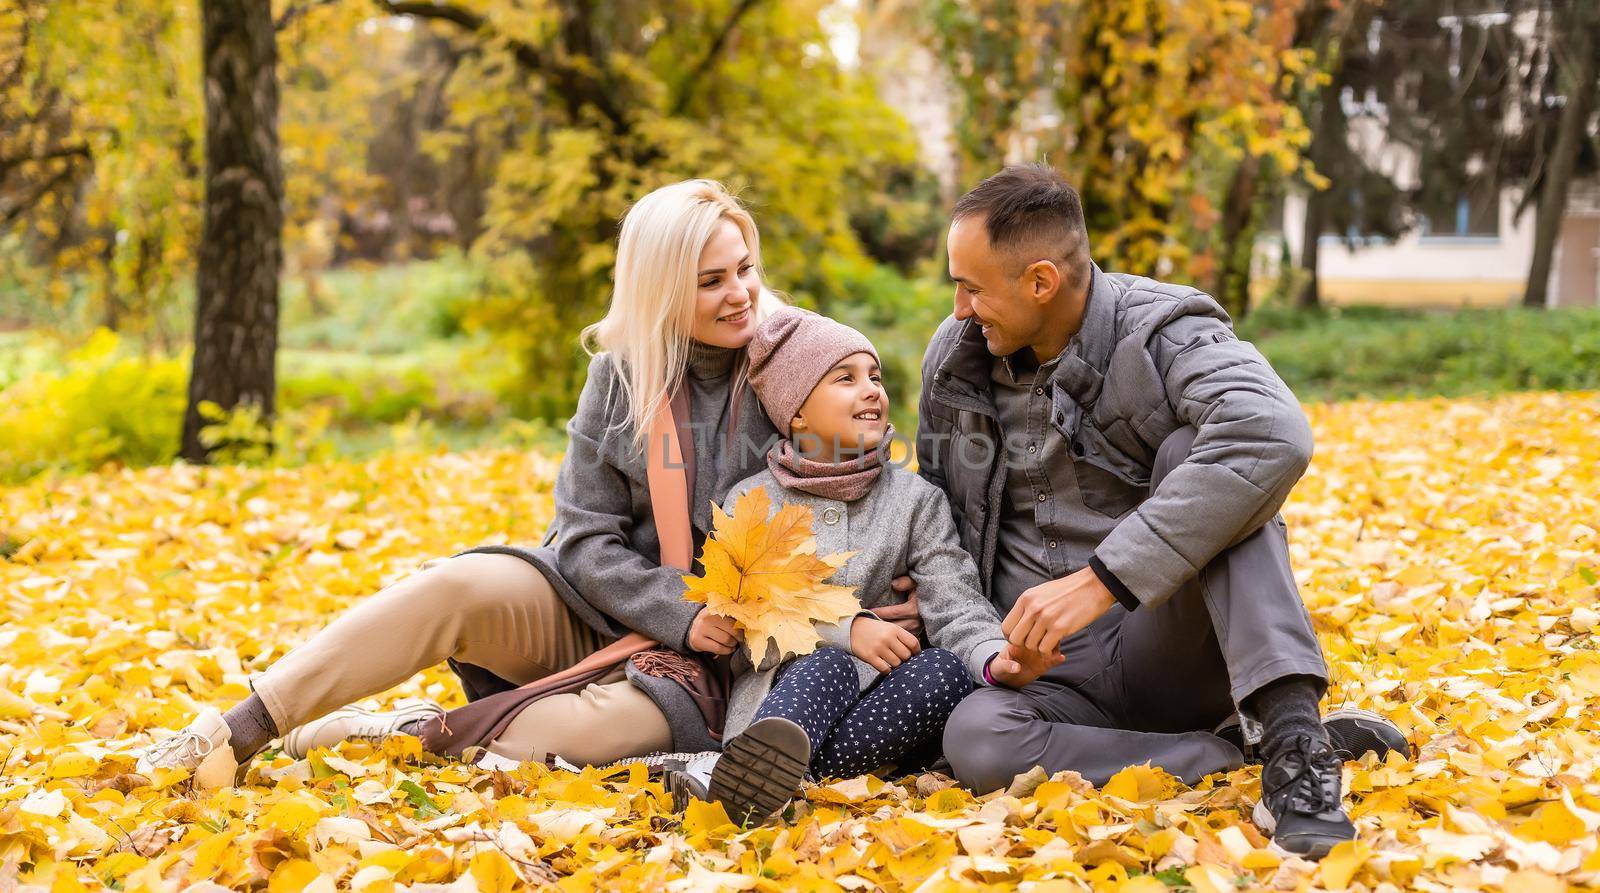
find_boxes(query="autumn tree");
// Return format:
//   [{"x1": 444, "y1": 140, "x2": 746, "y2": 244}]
[
  {"x1": 0, "y1": 4, "x2": 91, "y2": 249},
  {"x1": 923, "y1": 0, "x2": 1318, "y2": 318},
  {"x1": 371, "y1": 0, "x2": 926, "y2": 416},
  {"x1": 179, "y1": 0, "x2": 283, "y2": 462}
]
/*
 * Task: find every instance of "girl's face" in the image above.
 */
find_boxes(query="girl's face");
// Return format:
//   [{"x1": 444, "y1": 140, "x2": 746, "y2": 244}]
[
  {"x1": 690, "y1": 219, "x2": 762, "y2": 348},
  {"x1": 792, "y1": 352, "x2": 889, "y2": 462}
]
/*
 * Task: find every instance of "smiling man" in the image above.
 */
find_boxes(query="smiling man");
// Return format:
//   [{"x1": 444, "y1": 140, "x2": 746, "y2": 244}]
[{"x1": 917, "y1": 164, "x2": 1407, "y2": 859}]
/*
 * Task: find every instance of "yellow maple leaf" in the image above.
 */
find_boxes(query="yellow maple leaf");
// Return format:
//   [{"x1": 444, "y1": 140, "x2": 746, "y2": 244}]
[{"x1": 682, "y1": 486, "x2": 860, "y2": 665}]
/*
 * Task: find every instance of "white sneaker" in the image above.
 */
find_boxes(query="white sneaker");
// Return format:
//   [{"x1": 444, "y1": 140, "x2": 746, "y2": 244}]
[
  {"x1": 136, "y1": 707, "x2": 239, "y2": 788},
  {"x1": 282, "y1": 699, "x2": 444, "y2": 758}
]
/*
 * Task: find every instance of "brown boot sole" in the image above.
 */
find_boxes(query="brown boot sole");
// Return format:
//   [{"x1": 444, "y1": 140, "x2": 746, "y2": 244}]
[{"x1": 708, "y1": 717, "x2": 811, "y2": 827}]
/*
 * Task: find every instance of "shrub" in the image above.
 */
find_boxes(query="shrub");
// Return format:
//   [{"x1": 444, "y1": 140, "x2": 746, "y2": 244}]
[{"x1": 0, "y1": 330, "x2": 187, "y2": 483}]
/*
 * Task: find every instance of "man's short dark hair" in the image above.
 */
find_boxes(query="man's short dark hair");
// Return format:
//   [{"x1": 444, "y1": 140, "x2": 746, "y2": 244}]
[{"x1": 952, "y1": 164, "x2": 1091, "y2": 280}]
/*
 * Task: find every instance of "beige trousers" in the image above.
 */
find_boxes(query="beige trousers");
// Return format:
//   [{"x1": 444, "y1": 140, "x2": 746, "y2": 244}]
[{"x1": 253, "y1": 553, "x2": 672, "y2": 765}]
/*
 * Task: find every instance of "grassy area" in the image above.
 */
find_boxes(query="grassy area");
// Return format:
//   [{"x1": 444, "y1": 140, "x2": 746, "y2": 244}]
[
  {"x1": 1239, "y1": 303, "x2": 1600, "y2": 402},
  {"x1": 5, "y1": 257, "x2": 1600, "y2": 483}
]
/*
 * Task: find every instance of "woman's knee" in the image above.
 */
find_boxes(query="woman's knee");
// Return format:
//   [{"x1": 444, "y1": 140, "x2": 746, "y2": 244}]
[
  {"x1": 491, "y1": 681, "x2": 670, "y2": 766},
  {"x1": 408, "y1": 552, "x2": 552, "y2": 615}
]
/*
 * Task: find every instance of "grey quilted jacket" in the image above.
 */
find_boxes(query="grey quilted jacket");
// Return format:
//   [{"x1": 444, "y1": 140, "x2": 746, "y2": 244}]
[{"x1": 915, "y1": 263, "x2": 1314, "y2": 608}]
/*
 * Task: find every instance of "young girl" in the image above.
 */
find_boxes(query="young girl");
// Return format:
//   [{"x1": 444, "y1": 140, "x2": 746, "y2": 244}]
[{"x1": 666, "y1": 307, "x2": 1059, "y2": 825}]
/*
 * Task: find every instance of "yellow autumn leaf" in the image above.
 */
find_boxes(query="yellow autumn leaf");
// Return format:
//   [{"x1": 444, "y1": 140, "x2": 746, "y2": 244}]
[
  {"x1": 1517, "y1": 799, "x2": 1589, "y2": 845},
  {"x1": 682, "y1": 486, "x2": 861, "y2": 663},
  {"x1": 259, "y1": 791, "x2": 332, "y2": 836},
  {"x1": 268, "y1": 859, "x2": 322, "y2": 893},
  {"x1": 1101, "y1": 764, "x2": 1170, "y2": 803},
  {"x1": 47, "y1": 752, "x2": 98, "y2": 779},
  {"x1": 682, "y1": 798, "x2": 736, "y2": 836},
  {"x1": 468, "y1": 850, "x2": 519, "y2": 893},
  {"x1": 1317, "y1": 839, "x2": 1372, "y2": 890}
]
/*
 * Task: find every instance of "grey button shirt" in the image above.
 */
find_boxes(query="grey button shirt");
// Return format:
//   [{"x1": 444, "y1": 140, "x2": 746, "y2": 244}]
[{"x1": 988, "y1": 349, "x2": 1123, "y2": 613}]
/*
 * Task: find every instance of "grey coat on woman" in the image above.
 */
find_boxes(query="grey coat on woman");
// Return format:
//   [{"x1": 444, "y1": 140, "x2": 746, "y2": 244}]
[{"x1": 463, "y1": 342, "x2": 779, "y2": 753}]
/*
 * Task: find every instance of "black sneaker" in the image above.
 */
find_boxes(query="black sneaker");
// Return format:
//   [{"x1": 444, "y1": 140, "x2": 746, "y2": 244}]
[
  {"x1": 1212, "y1": 713, "x2": 1254, "y2": 762},
  {"x1": 664, "y1": 717, "x2": 811, "y2": 827},
  {"x1": 1252, "y1": 734, "x2": 1356, "y2": 859},
  {"x1": 1217, "y1": 708, "x2": 1409, "y2": 766},
  {"x1": 1323, "y1": 708, "x2": 1410, "y2": 762}
]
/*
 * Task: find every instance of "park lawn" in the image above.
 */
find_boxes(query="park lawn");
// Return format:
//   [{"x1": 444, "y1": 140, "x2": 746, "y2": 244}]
[{"x1": 0, "y1": 391, "x2": 1597, "y2": 891}]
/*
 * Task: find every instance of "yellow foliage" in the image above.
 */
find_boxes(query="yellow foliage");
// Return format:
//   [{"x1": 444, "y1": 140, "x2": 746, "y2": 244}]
[
  {"x1": 681, "y1": 486, "x2": 862, "y2": 665},
  {"x1": 0, "y1": 392, "x2": 1597, "y2": 889}
]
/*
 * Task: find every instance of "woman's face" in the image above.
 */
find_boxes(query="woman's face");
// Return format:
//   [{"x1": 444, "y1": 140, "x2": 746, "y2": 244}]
[
  {"x1": 690, "y1": 219, "x2": 761, "y2": 348},
  {"x1": 792, "y1": 352, "x2": 889, "y2": 462}
]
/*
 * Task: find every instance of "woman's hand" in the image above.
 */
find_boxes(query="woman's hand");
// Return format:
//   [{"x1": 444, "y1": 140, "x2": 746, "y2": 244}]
[
  {"x1": 688, "y1": 609, "x2": 739, "y2": 656},
  {"x1": 873, "y1": 576, "x2": 924, "y2": 636},
  {"x1": 850, "y1": 616, "x2": 921, "y2": 673}
]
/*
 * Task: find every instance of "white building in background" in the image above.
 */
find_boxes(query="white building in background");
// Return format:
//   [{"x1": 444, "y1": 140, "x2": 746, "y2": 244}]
[
  {"x1": 1276, "y1": 147, "x2": 1600, "y2": 310},
  {"x1": 1272, "y1": 8, "x2": 1600, "y2": 310}
]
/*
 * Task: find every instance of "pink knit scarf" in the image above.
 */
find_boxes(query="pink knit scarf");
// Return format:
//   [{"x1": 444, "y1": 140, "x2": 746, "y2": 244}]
[{"x1": 766, "y1": 424, "x2": 896, "y2": 503}]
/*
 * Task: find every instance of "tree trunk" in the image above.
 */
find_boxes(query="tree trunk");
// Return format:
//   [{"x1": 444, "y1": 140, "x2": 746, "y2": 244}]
[
  {"x1": 1298, "y1": 186, "x2": 1325, "y2": 309},
  {"x1": 1212, "y1": 154, "x2": 1262, "y2": 319},
  {"x1": 1297, "y1": 71, "x2": 1343, "y2": 310},
  {"x1": 181, "y1": 0, "x2": 283, "y2": 462},
  {"x1": 1523, "y1": 9, "x2": 1597, "y2": 308}
]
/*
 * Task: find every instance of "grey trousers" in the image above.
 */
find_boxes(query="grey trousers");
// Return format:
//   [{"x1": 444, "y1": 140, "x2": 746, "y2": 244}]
[{"x1": 943, "y1": 426, "x2": 1328, "y2": 791}]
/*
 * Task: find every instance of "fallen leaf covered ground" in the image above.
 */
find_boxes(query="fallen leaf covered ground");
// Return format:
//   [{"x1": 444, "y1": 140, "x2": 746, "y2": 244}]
[{"x1": 1, "y1": 391, "x2": 1597, "y2": 891}]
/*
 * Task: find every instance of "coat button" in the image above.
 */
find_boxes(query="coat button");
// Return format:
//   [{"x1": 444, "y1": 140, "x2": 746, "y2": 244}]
[
  {"x1": 1072, "y1": 442, "x2": 1085, "y2": 457},
  {"x1": 1034, "y1": 386, "x2": 1044, "y2": 396},
  {"x1": 1036, "y1": 493, "x2": 1046, "y2": 502},
  {"x1": 1049, "y1": 539, "x2": 1059, "y2": 549},
  {"x1": 822, "y1": 507, "x2": 842, "y2": 525}
]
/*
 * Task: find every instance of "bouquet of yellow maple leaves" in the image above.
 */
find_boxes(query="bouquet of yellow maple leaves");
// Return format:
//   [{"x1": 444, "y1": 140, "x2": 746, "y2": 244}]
[{"x1": 680, "y1": 487, "x2": 861, "y2": 667}]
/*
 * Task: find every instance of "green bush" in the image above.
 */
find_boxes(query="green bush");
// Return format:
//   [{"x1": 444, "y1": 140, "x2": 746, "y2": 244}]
[{"x1": 0, "y1": 330, "x2": 188, "y2": 483}]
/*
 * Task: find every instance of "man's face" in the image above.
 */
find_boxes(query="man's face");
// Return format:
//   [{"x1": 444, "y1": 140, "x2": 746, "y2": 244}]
[{"x1": 947, "y1": 216, "x2": 1042, "y2": 358}]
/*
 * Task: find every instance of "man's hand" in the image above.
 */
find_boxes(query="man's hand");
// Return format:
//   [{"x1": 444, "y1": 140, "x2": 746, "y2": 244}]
[
  {"x1": 1002, "y1": 566, "x2": 1118, "y2": 653},
  {"x1": 687, "y1": 609, "x2": 739, "y2": 656},
  {"x1": 873, "y1": 576, "x2": 924, "y2": 636},
  {"x1": 987, "y1": 641, "x2": 1064, "y2": 688},
  {"x1": 851, "y1": 616, "x2": 921, "y2": 673}
]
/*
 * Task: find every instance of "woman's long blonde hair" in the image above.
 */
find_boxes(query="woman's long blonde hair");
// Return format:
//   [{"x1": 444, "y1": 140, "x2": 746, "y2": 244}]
[{"x1": 582, "y1": 179, "x2": 783, "y2": 452}]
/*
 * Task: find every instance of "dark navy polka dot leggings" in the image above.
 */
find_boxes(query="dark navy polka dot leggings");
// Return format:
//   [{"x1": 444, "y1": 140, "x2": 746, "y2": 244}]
[{"x1": 750, "y1": 646, "x2": 974, "y2": 778}]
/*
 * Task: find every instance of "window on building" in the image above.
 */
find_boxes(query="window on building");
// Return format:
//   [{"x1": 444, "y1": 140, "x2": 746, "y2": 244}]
[{"x1": 1422, "y1": 182, "x2": 1500, "y2": 238}]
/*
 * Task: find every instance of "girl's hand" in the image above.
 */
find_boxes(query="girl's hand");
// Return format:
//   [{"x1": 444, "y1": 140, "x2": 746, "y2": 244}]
[
  {"x1": 850, "y1": 616, "x2": 921, "y2": 673},
  {"x1": 688, "y1": 609, "x2": 739, "y2": 656}
]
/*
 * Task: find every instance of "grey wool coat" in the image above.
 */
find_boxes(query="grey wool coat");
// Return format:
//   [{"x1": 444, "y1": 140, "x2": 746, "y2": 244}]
[
  {"x1": 718, "y1": 463, "x2": 1010, "y2": 741},
  {"x1": 463, "y1": 345, "x2": 781, "y2": 753}
]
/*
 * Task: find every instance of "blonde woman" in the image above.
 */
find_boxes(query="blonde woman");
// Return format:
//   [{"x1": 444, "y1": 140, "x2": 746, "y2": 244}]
[{"x1": 137, "y1": 180, "x2": 864, "y2": 779}]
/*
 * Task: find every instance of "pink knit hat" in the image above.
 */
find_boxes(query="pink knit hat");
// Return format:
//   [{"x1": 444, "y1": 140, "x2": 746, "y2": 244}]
[{"x1": 747, "y1": 306, "x2": 879, "y2": 437}]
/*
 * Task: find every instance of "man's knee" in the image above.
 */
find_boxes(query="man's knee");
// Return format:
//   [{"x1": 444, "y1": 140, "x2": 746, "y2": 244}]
[
  {"x1": 1152, "y1": 425, "x2": 1198, "y2": 488},
  {"x1": 943, "y1": 690, "x2": 1037, "y2": 793}
]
